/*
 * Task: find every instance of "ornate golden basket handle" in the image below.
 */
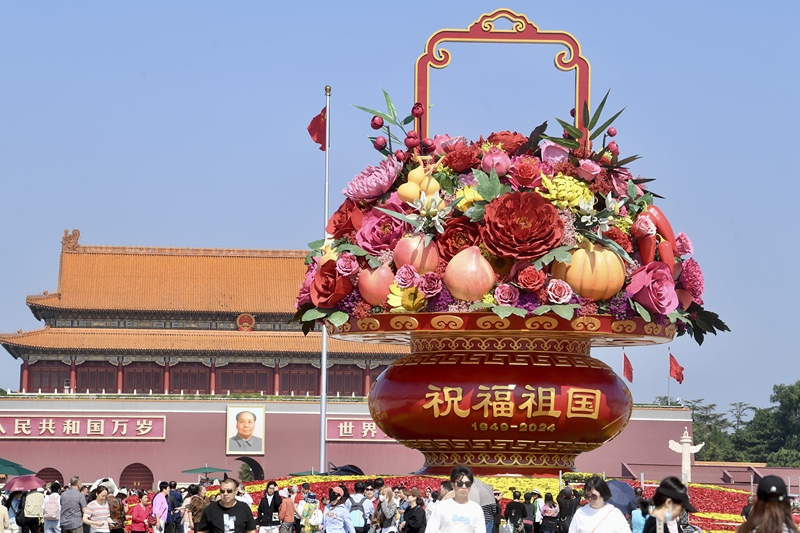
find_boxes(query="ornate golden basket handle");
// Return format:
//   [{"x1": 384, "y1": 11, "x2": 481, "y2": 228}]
[{"x1": 414, "y1": 9, "x2": 591, "y2": 140}]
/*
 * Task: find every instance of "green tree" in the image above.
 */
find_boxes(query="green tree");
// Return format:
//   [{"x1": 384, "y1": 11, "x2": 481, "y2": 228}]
[
  {"x1": 767, "y1": 448, "x2": 800, "y2": 467},
  {"x1": 728, "y1": 402, "x2": 756, "y2": 432},
  {"x1": 770, "y1": 381, "x2": 800, "y2": 450},
  {"x1": 682, "y1": 399, "x2": 733, "y2": 461},
  {"x1": 730, "y1": 407, "x2": 781, "y2": 462},
  {"x1": 239, "y1": 463, "x2": 254, "y2": 482}
]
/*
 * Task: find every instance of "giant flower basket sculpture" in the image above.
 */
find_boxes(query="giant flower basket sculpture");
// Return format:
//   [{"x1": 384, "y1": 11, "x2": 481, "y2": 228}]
[{"x1": 293, "y1": 9, "x2": 728, "y2": 475}]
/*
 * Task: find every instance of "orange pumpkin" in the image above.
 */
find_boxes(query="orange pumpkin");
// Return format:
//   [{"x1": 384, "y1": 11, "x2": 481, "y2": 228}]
[{"x1": 551, "y1": 240, "x2": 625, "y2": 301}]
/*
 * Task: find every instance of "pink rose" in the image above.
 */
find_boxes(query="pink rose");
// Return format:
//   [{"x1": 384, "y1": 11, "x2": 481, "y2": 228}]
[
  {"x1": 546, "y1": 279, "x2": 573, "y2": 304},
  {"x1": 395, "y1": 264, "x2": 420, "y2": 289},
  {"x1": 627, "y1": 261, "x2": 679, "y2": 314},
  {"x1": 432, "y1": 134, "x2": 451, "y2": 156},
  {"x1": 418, "y1": 272, "x2": 443, "y2": 298},
  {"x1": 610, "y1": 169, "x2": 642, "y2": 199},
  {"x1": 441, "y1": 136, "x2": 467, "y2": 153},
  {"x1": 515, "y1": 265, "x2": 547, "y2": 291},
  {"x1": 632, "y1": 215, "x2": 657, "y2": 237},
  {"x1": 539, "y1": 139, "x2": 570, "y2": 165},
  {"x1": 494, "y1": 284, "x2": 520, "y2": 307},
  {"x1": 335, "y1": 252, "x2": 360, "y2": 276},
  {"x1": 296, "y1": 258, "x2": 318, "y2": 309},
  {"x1": 675, "y1": 232, "x2": 694, "y2": 256},
  {"x1": 576, "y1": 159, "x2": 602, "y2": 182},
  {"x1": 481, "y1": 147, "x2": 512, "y2": 177}
]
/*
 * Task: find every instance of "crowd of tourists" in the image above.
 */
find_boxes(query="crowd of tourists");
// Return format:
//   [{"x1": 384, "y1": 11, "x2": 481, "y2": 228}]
[{"x1": 2, "y1": 470, "x2": 799, "y2": 533}]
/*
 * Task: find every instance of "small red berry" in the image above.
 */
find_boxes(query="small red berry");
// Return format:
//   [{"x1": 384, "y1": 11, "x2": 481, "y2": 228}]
[
  {"x1": 607, "y1": 127, "x2": 617, "y2": 137},
  {"x1": 373, "y1": 136, "x2": 387, "y2": 150},
  {"x1": 394, "y1": 150, "x2": 407, "y2": 162},
  {"x1": 406, "y1": 130, "x2": 419, "y2": 139},
  {"x1": 562, "y1": 129, "x2": 570, "y2": 138},
  {"x1": 422, "y1": 138, "x2": 434, "y2": 148},
  {"x1": 411, "y1": 103, "x2": 425, "y2": 118},
  {"x1": 404, "y1": 137, "x2": 420, "y2": 149},
  {"x1": 608, "y1": 141, "x2": 619, "y2": 155},
  {"x1": 370, "y1": 116, "x2": 384, "y2": 130},
  {"x1": 570, "y1": 108, "x2": 576, "y2": 117}
]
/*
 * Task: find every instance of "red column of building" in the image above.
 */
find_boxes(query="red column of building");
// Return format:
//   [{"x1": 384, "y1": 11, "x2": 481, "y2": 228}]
[
  {"x1": 117, "y1": 360, "x2": 123, "y2": 393},
  {"x1": 363, "y1": 364, "x2": 370, "y2": 397},
  {"x1": 273, "y1": 363, "x2": 280, "y2": 395},
  {"x1": 69, "y1": 359, "x2": 77, "y2": 394},
  {"x1": 210, "y1": 361, "x2": 216, "y2": 395},
  {"x1": 21, "y1": 359, "x2": 29, "y2": 393},
  {"x1": 163, "y1": 359, "x2": 170, "y2": 394}
]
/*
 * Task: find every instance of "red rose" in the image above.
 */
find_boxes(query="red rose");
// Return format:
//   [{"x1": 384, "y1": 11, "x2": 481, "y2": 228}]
[
  {"x1": 480, "y1": 192, "x2": 564, "y2": 260},
  {"x1": 326, "y1": 198, "x2": 364, "y2": 239},
  {"x1": 516, "y1": 266, "x2": 547, "y2": 290},
  {"x1": 509, "y1": 155, "x2": 543, "y2": 190},
  {"x1": 436, "y1": 216, "x2": 482, "y2": 261},
  {"x1": 310, "y1": 260, "x2": 354, "y2": 309},
  {"x1": 488, "y1": 131, "x2": 528, "y2": 155},
  {"x1": 441, "y1": 146, "x2": 481, "y2": 174}
]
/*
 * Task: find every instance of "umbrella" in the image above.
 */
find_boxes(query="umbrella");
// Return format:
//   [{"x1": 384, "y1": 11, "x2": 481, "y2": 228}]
[
  {"x1": 181, "y1": 465, "x2": 231, "y2": 476},
  {"x1": 606, "y1": 479, "x2": 635, "y2": 514},
  {"x1": 0, "y1": 457, "x2": 23, "y2": 466},
  {"x1": 0, "y1": 463, "x2": 36, "y2": 476},
  {"x1": 3, "y1": 475, "x2": 46, "y2": 492},
  {"x1": 468, "y1": 477, "x2": 496, "y2": 507},
  {"x1": 91, "y1": 478, "x2": 118, "y2": 494}
]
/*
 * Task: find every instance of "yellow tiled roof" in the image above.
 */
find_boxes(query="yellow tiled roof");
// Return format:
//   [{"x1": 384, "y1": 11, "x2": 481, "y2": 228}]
[
  {"x1": 0, "y1": 327, "x2": 408, "y2": 356},
  {"x1": 27, "y1": 241, "x2": 310, "y2": 314}
]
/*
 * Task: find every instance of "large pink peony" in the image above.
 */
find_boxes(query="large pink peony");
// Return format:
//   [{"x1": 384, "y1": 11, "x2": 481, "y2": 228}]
[
  {"x1": 342, "y1": 156, "x2": 402, "y2": 202},
  {"x1": 627, "y1": 261, "x2": 679, "y2": 314},
  {"x1": 539, "y1": 139, "x2": 570, "y2": 165},
  {"x1": 354, "y1": 194, "x2": 410, "y2": 254}
]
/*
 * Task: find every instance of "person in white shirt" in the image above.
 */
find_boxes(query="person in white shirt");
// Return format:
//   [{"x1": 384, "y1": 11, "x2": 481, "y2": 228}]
[
  {"x1": 426, "y1": 465, "x2": 484, "y2": 533},
  {"x1": 568, "y1": 476, "x2": 630, "y2": 533}
]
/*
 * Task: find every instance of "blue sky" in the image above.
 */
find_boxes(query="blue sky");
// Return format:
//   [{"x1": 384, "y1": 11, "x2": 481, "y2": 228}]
[{"x1": 1, "y1": 1, "x2": 798, "y2": 416}]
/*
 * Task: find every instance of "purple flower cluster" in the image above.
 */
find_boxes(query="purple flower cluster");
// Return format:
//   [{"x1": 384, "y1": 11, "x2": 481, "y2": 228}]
[
  {"x1": 335, "y1": 288, "x2": 364, "y2": 315},
  {"x1": 607, "y1": 293, "x2": 635, "y2": 320},
  {"x1": 517, "y1": 292, "x2": 541, "y2": 314},
  {"x1": 427, "y1": 287, "x2": 455, "y2": 312}
]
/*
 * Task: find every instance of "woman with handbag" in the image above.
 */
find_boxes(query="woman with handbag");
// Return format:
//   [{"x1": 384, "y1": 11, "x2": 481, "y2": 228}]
[{"x1": 539, "y1": 494, "x2": 558, "y2": 533}]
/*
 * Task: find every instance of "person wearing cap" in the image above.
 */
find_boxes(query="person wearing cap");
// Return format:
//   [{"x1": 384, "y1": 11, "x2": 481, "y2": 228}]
[
  {"x1": 195, "y1": 479, "x2": 255, "y2": 533},
  {"x1": 322, "y1": 487, "x2": 354, "y2": 533},
  {"x1": 278, "y1": 490, "x2": 296, "y2": 533},
  {"x1": 737, "y1": 475, "x2": 799, "y2": 533},
  {"x1": 426, "y1": 465, "x2": 484, "y2": 533},
  {"x1": 642, "y1": 477, "x2": 696, "y2": 533},
  {"x1": 530, "y1": 490, "x2": 543, "y2": 533},
  {"x1": 567, "y1": 476, "x2": 630, "y2": 533},
  {"x1": 398, "y1": 489, "x2": 425, "y2": 533}
]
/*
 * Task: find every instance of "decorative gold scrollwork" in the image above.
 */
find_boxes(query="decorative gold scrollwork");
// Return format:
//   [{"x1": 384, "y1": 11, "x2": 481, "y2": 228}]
[
  {"x1": 664, "y1": 324, "x2": 677, "y2": 337},
  {"x1": 358, "y1": 318, "x2": 381, "y2": 331},
  {"x1": 611, "y1": 320, "x2": 637, "y2": 333},
  {"x1": 644, "y1": 323, "x2": 662, "y2": 335},
  {"x1": 525, "y1": 316, "x2": 558, "y2": 330},
  {"x1": 476, "y1": 315, "x2": 510, "y2": 329},
  {"x1": 431, "y1": 314, "x2": 464, "y2": 330},
  {"x1": 571, "y1": 316, "x2": 601, "y2": 331},
  {"x1": 390, "y1": 316, "x2": 419, "y2": 330}
]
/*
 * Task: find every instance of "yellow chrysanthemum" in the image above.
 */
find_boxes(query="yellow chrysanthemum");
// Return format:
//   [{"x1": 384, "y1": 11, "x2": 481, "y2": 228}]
[
  {"x1": 400, "y1": 287, "x2": 427, "y2": 312},
  {"x1": 387, "y1": 283, "x2": 404, "y2": 310},
  {"x1": 482, "y1": 294, "x2": 497, "y2": 305},
  {"x1": 614, "y1": 215, "x2": 633, "y2": 234},
  {"x1": 436, "y1": 163, "x2": 456, "y2": 176},
  {"x1": 455, "y1": 186, "x2": 484, "y2": 212},
  {"x1": 538, "y1": 173, "x2": 594, "y2": 210},
  {"x1": 480, "y1": 141, "x2": 502, "y2": 152}
]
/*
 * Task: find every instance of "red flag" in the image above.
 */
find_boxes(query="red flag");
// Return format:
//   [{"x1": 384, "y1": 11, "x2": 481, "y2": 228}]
[
  {"x1": 307, "y1": 107, "x2": 326, "y2": 151},
  {"x1": 623, "y1": 352, "x2": 633, "y2": 383},
  {"x1": 669, "y1": 353, "x2": 685, "y2": 384}
]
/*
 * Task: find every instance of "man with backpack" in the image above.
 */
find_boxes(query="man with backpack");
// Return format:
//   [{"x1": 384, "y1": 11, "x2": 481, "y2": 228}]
[
  {"x1": 344, "y1": 482, "x2": 373, "y2": 533},
  {"x1": 166, "y1": 482, "x2": 183, "y2": 533},
  {"x1": 20, "y1": 487, "x2": 45, "y2": 533},
  {"x1": 43, "y1": 482, "x2": 62, "y2": 533}
]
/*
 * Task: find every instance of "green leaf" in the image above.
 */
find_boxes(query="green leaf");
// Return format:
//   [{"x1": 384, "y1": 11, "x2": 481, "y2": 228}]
[
  {"x1": 301, "y1": 308, "x2": 328, "y2": 322},
  {"x1": 518, "y1": 121, "x2": 549, "y2": 155},
  {"x1": 582, "y1": 100, "x2": 591, "y2": 129},
  {"x1": 374, "y1": 206, "x2": 422, "y2": 228},
  {"x1": 474, "y1": 168, "x2": 506, "y2": 202},
  {"x1": 492, "y1": 305, "x2": 527, "y2": 319},
  {"x1": 289, "y1": 302, "x2": 314, "y2": 323},
  {"x1": 533, "y1": 305, "x2": 551, "y2": 315},
  {"x1": 590, "y1": 107, "x2": 626, "y2": 140},
  {"x1": 367, "y1": 256, "x2": 382, "y2": 269},
  {"x1": 630, "y1": 300, "x2": 651, "y2": 322},
  {"x1": 464, "y1": 203, "x2": 486, "y2": 222},
  {"x1": 587, "y1": 89, "x2": 611, "y2": 130},
  {"x1": 401, "y1": 114, "x2": 415, "y2": 126},
  {"x1": 469, "y1": 302, "x2": 493, "y2": 310},
  {"x1": 615, "y1": 154, "x2": 641, "y2": 167},
  {"x1": 555, "y1": 117, "x2": 584, "y2": 139},
  {"x1": 532, "y1": 245, "x2": 574, "y2": 270},
  {"x1": 307, "y1": 239, "x2": 325, "y2": 250},
  {"x1": 335, "y1": 244, "x2": 370, "y2": 256},
  {"x1": 328, "y1": 311, "x2": 350, "y2": 327},
  {"x1": 627, "y1": 179, "x2": 638, "y2": 199},
  {"x1": 301, "y1": 320, "x2": 315, "y2": 336},
  {"x1": 382, "y1": 88, "x2": 398, "y2": 121},
  {"x1": 541, "y1": 135, "x2": 580, "y2": 149},
  {"x1": 550, "y1": 304, "x2": 578, "y2": 320},
  {"x1": 352, "y1": 105, "x2": 398, "y2": 127}
]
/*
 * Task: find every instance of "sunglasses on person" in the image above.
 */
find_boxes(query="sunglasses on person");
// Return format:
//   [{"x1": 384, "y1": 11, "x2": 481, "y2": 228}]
[
  {"x1": 455, "y1": 481, "x2": 473, "y2": 488},
  {"x1": 586, "y1": 493, "x2": 600, "y2": 500},
  {"x1": 366, "y1": 487, "x2": 374, "y2": 491},
  {"x1": 220, "y1": 489, "x2": 235, "y2": 494},
  {"x1": 493, "y1": 492, "x2": 501, "y2": 497}
]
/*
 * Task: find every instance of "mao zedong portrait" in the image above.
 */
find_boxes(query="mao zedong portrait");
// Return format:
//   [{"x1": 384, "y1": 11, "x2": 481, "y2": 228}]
[{"x1": 228, "y1": 410, "x2": 263, "y2": 452}]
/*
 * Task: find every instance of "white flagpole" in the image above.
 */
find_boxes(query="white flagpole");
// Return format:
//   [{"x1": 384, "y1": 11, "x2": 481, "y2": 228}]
[
  {"x1": 319, "y1": 85, "x2": 331, "y2": 474},
  {"x1": 667, "y1": 347, "x2": 671, "y2": 404}
]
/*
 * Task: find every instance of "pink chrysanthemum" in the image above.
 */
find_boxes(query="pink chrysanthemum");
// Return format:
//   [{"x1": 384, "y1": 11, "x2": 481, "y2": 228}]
[
  {"x1": 679, "y1": 258, "x2": 705, "y2": 302},
  {"x1": 342, "y1": 156, "x2": 402, "y2": 202}
]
